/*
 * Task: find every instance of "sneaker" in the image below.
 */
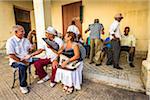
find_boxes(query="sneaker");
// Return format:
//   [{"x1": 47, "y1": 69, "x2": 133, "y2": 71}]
[
  {"x1": 89, "y1": 61, "x2": 94, "y2": 64},
  {"x1": 50, "y1": 82, "x2": 56, "y2": 88},
  {"x1": 20, "y1": 87, "x2": 29, "y2": 94},
  {"x1": 37, "y1": 75, "x2": 50, "y2": 84}
]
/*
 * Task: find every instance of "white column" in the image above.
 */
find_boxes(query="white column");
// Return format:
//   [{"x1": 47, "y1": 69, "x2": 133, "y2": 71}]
[
  {"x1": 147, "y1": 40, "x2": 150, "y2": 62},
  {"x1": 141, "y1": 0, "x2": 150, "y2": 95},
  {"x1": 44, "y1": 0, "x2": 52, "y2": 27},
  {"x1": 33, "y1": 0, "x2": 45, "y2": 49}
]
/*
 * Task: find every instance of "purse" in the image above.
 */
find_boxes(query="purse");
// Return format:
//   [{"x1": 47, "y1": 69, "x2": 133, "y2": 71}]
[{"x1": 59, "y1": 54, "x2": 81, "y2": 70}]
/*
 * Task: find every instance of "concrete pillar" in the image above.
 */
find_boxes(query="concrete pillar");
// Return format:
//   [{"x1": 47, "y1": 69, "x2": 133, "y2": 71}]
[
  {"x1": 141, "y1": 0, "x2": 150, "y2": 95},
  {"x1": 33, "y1": 0, "x2": 45, "y2": 49},
  {"x1": 44, "y1": 0, "x2": 52, "y2": 28}
]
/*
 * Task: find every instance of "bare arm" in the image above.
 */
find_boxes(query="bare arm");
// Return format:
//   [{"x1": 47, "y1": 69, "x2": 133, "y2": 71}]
[
  {"x1": 85, "y1": 28, "x2": 90, "y2": 33},
  {"x1": 58, "y1": 45, "x2": 64, "y2": 55},
  {"x1": 61, "y1": 45, "x2": 80, "y2": 68},
  {"x1": 30, "y1": 49, "x2": 44, "y2": 57},
  {"x1": 9, "y1": 54, "x2": 29, "y2": 65},
  {"x1": 23, "y1": 49, "x2": 44, "y2": 60},
  {"x1": 68, "y1": 45, "x2": 80, "y2": 62}
]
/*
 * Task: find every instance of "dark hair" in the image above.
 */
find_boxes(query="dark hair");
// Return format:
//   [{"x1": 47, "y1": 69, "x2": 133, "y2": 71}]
[
  {"x1": 124, "y1": 26, "x2": 130, "y2": 32},
  {"x1": 67, "y1": 31, "x2": 76, "y2": 42},
  {"x1": 94, "y1": 19, "x2": 99, "y2": 23},
  {"x1": 71, "y1": 21, "x2": 75, "y2": 25}
]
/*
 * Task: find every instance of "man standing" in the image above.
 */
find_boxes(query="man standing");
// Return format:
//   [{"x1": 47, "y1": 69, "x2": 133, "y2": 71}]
[
  {"x1": 67, "y1": 20, "x2": 80, "y2": 37},
  {"x1": 121, "y1": 26, "x2": 136, "y2": 67},
  {"x1": 6, "y1": 25, "x2": 32, "y2": 94},
  {"x1": 85, "y1": 19, "x2": 104, "y2": 66},
  {"x1": 109, "y1": 13, "x2": 123, "y2": 70},
  {"x1": 24, "y1": 26, "x2": 63, "y2": 87}
]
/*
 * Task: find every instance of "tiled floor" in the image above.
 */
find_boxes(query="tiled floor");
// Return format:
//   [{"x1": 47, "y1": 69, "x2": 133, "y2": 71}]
[
  {"x1": 83, "y1": 53, "x2": 145, "y2": 92},
  {"x1": 0, "y1": 55, "x2": 149, "y2": 100}
]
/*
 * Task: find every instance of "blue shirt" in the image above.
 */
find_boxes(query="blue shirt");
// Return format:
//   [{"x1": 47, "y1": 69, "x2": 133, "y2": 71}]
[
  {"x1": 104, "y1": 37, "x2": 111, "y2": 48},
  {"x1": 89, "y1": 23, "x2": 103, "y2": 39}
]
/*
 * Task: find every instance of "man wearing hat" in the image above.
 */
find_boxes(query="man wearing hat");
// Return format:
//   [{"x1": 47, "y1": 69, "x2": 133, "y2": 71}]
[
  {"x1": 109, "y1": 13, "x2": 123, "y2": 70},
  {"x1": 23, "y1": 26, "x2": 63, "y2": 87}
]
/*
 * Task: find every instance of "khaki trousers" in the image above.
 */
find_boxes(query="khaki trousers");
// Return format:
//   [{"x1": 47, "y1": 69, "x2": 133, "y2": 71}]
[{"x1": 90, "y1": 38, "x2": 102, "y2": 64}]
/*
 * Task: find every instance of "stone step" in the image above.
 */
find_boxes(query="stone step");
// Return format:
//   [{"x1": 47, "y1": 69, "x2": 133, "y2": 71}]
[{"x1": 83, "y1": 58, "x2": 145, "y2": 93}]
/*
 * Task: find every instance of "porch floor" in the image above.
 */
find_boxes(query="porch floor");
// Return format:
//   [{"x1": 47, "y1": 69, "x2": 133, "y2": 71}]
[
  {"x1": 83, "y1": 54, "x2": 145, "y2": 92},
  {"x1": 0, "y1": 54, "x2": 148, "y2": 100}
]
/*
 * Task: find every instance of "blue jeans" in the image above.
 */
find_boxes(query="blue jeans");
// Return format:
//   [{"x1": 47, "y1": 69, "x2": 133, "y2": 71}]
[{"x1": 11, "y1": 62, "x2": 27, "y2": 87}]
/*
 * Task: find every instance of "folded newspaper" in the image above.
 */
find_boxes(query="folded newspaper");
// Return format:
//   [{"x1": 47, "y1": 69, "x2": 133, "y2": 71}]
[{"x1": 42, "y1": 38, "x2": 59, "y2": 51}]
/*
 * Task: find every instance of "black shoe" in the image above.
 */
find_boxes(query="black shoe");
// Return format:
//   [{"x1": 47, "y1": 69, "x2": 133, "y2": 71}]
[
  {"x1": 89, "y1": 62, "x2": 94, "y2": 64},
  {"x1": 96, "y1": 63, "x2": 101, "y2": 66},
  {"x1": 129, "y1": 63, "x2": 135, "y2": 67},
  {"x1": 106, "y1": 63, "x2": 112, "y2": 65},
  {"x1": 114, "y1": 66, "x2": 123, "y2": 70}
]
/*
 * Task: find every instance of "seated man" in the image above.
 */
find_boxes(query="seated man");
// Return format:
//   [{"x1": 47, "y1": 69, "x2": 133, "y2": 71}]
[
  {"x1": 84, "y1": 36, "x2": 90, "y2": 58},
  {"x1": 24, "y1": 26, "x2": 63, "y2": 87},
  {"x1": 121, "y1": 26, "x2": 136, "y2": 67},
  {"x1": 6, "y1": 25, "x2": 33, "y2": 94},
  {"x1": 101, "y1": 37, "x2": 113, "y2": 65}
]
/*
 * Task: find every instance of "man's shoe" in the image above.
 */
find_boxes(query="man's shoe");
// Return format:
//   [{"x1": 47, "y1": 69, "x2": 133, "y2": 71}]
[
  {"x1": 50, "y1": 82, "x2": 56, "y2": 88},
  {"x1": 114, "y1": 66, "x2": 123, "y2": 70},
  {"x1": 20, "y1": 87, "x2": 29, "y2": 94},
  {"x1": 89, "y1": 62, "x2": 94, "y2": 64},
  {"x1": 106, "y1": 63, "x2": 112, "y2": 66},
  {"x1": 129, "y1": 63, "x2": 135, "y2": 67},
  {"x1": 95, "y1": 63, "x2": 101, "y2": 66},
  {"x1": 37, "y1": 75, "x2": 49, "y2": 84}
]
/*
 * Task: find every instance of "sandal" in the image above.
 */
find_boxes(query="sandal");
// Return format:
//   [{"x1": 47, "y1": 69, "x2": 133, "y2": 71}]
[
  {"x1": 63, "y1": 85, "x2": 68, "y2": 92},
  {"x1": 66, "y1": 87, "x2": 73, "y2": 94}
]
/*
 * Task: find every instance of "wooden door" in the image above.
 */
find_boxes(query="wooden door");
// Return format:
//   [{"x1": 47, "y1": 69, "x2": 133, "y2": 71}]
[
  {"x1": 62, "y1": 1, "x2": 82, "y2": 37},
  {"x1": 14, "y1": 7, "x2": 31, "y2": 38}
]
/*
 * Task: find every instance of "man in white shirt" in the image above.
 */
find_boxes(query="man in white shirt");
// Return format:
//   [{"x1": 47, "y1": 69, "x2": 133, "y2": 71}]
[
  {"x1": 67, "y1": 20, "x2": 80, "y2": 37},
  {"x1": 6, "y1": 25, "x2": 32, "y2": 94},
  {"x1": 24, "y1": 26, "x2": 63, "y2": 87},
  {"x1": 109, "y1": 13, "x2": 123, "y2": 70},
  {"x1": 121, "y1": 27, "x2": 136, "y2": 67}
]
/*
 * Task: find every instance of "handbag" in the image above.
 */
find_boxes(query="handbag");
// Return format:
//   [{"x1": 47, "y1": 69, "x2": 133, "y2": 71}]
[{"x1": 59, "y1": 54, "x2": 81, "y2": 70}]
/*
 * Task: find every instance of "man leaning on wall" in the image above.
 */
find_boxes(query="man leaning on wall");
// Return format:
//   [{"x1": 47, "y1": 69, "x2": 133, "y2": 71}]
[{"x1": 121, "y1": 26, "x2": 136, "y2": 67}]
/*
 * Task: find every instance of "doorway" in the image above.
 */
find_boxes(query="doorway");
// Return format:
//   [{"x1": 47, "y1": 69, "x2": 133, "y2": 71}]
[
  {"x1": 62, "y1": 1, "x2": 82, "y2": 37},
  {"x1": 14, "y1": 6, "x2": 31, "y2": 38}
]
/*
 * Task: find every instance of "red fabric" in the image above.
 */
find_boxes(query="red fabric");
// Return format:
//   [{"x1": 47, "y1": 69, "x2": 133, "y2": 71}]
[
  {"x1": 50, "y1": 66, "x2": 57, "y2": 82},
  {"x1": 34, "y1": 58, "x2": 50, "y2": 79},
  {"x1": 34, "y1": 58, "x2": 57, "y2": 82}
]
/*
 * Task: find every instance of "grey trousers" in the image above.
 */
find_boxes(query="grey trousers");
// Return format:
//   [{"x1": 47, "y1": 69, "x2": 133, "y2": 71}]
[{"x1": 111, "y1": 39, "x2": 121, "y2": 67}]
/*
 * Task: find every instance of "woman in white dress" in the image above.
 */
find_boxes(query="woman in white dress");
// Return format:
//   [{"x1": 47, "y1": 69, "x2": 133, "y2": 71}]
[{"x1": 55, "y1": 32, "x2": 83, "y2": 94}]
